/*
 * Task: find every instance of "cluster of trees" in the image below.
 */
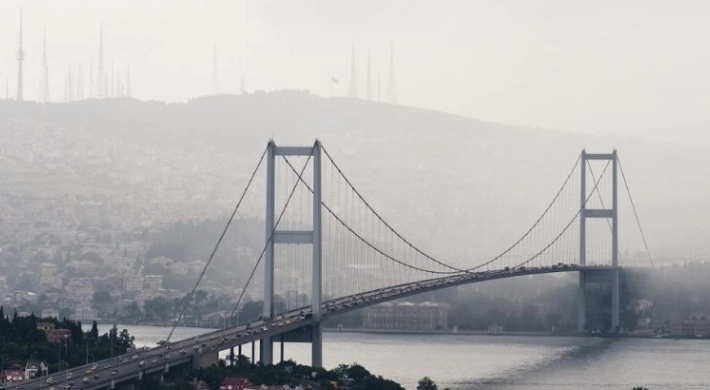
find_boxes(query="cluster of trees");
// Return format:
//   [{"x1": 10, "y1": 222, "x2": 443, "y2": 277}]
[
  {"x1": 133, "y1": 358, "x2": 405, "y2": 390},
  {"x1": 117, "y1": 290, "x2": 241, "y2": 325},
  {"x1": 117, "y1": 290, "x2": 294, "y2": 328},
  {"x1": 0, "y1": 308, "x2": 134, "y2": 373}
]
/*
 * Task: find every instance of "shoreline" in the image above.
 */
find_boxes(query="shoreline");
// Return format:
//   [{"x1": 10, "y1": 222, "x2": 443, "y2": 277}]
[
  {"x1": 322, "y1": 327, "x2": 708, "y2": 340},
  {"x1": 95, "y1": 322, "x2": 709, "y2": 341}
]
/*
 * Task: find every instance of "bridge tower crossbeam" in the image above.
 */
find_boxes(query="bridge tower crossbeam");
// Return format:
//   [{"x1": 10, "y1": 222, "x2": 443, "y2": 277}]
[
  {"x1": 263, "y1": 140, "x2": 323, "y2": 367},
  {"x1": 578, "y1": 150, "x2": 620, "y2": 332}
]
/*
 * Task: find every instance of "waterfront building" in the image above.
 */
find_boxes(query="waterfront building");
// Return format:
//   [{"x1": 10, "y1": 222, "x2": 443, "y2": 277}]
[
  {"x1": 488, "y1": 325, "x2": 504, "y2": 335},
  {"x1": 670, "y1": 318, "x2": 710, "y2": 337},
  {"x1": 363, "y1": 301, "x2": 448, "y2": 331}
]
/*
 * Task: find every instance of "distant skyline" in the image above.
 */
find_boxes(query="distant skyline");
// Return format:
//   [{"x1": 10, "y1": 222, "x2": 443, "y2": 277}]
[{"x1": 0, "y1": 0, "x2": 708, "y2": 145}]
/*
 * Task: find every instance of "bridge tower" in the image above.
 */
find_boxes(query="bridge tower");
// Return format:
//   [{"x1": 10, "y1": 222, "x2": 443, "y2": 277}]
[
  {"x1": 263, "y1": 140, "x2": 323, "y2": 367},
  {"x1": 578, "y1": 150, "x2": 619, "y2": 332}
]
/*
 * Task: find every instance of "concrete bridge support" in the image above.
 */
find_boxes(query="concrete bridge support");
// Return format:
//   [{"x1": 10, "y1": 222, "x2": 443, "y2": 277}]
[
  {"x1": 611, "y1": 268, "x2": 620, "y2": 330},
  {"x1": 312, "y1": 323, "x2": 322, "y2": 367},
  {"x1": 114, "y1": 381, "x2": 135, "y2": 390},
  {"x1": 259, "y1": 336, "x2": 272, "y2": 365},
  {"x1": 192, "y1": 349, "x2": 220, "y2": 369},
  {"x1": 577, "y1": 271, "x2": 586, "y2": 332}
]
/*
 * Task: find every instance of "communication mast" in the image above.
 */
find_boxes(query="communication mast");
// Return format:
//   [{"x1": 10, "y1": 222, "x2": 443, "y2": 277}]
[
  {"x1": 386, "y1": 43, "x2": 397, "y2": 104},
  {"x1": 41, "y1": 27, "x2": 50, "y2": 103},
  {"x1": 16, "y1": 8, "x2": 25, "y2": 102},
  {"x1": 348, "y1": 44, "x2": 357, "y2": 98}
]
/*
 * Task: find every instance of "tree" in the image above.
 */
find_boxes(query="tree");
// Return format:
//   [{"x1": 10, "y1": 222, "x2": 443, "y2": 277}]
[
  {"x1": 417, "y1": 376, "x2": 438, "y2": 390},
  {"x1": 119, "y1": 329, "x2": 134, "y2": 350},
  {"x1": 121, "y1": 302, "x2": 143, "y2": 323},
  {"x1": 92, "y1": 290, "x2": 113, "y2": 308},
  {"x1": 347, "y1": 364, "x2": 371, "y2": 381},
  {"x1": 89, "y1": 320, "x2": 99, "y2": 341},
  {"x1": 144, "y1": 296, "x2": 171, "y2": 323}
]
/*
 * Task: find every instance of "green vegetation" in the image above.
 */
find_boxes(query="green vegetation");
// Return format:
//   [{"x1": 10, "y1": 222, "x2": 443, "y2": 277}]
[
  {"x1": 134, "y1": 358, "x2": 404, "y2": 390},
  {"x1": 417, "y1": 376, "x2": 438, "y2": 390},
  {"x1": 0, "y1": 307, "x2": 134, "y2": 374}
]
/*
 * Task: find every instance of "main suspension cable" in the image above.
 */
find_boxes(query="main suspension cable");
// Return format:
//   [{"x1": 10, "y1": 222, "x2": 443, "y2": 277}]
[
  {"x1": 321, "y1": 145, "x2": 464, "y2": 272},
  {"x1": 512, "y1": 160, "x2": 611, "y2": 269},
  {"x1": 282, "y1": 156, "x2": 458, "y2": 275},
  {"x1": 229, "y1": 148, "x2": 315, "y2": 319},
  {"x1": 166, "y1": 145, "x2": 268, "y2": 344},
  {"x1": 465, "y1": 153, "x2": 582, "y2": 271},
  {"x1": 618, "y1": 157, "x2": 654, "y2": 267}
]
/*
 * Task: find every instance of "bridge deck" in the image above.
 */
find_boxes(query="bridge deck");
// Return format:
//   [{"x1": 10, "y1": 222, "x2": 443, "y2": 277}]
[{"x1": 20, "y1": 264, "x2": 617, "y2": 390}]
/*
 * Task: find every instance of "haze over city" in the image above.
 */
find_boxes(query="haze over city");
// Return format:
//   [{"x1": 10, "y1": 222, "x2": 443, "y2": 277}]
[
  {"x1": 1, "y1": 0, "x2": 709, "y2": 143},
  {"x1": 1, "y1": 2, "x2": 710, "y2": 390}
]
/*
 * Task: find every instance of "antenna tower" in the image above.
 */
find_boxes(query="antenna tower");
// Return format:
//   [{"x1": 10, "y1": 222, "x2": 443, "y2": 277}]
[
  {"x1": 366, "y1": 50, "x2": 372, "y2": 100},
  {"x1": 41, "y1": 28, "x2": 49, "y2": 103},
  {"x1": 212, "y1": 44, "x2": 219, "y2": 94},
  {"x1": 98, "y1": 23, "x2": 104, "y2": 97},
  {"x1": 348, "y1": 44, "x2": 357, "y2": 98},
  {"x1": 386, "y1": 43, "x2": 397, "y2": 103},
  {"x1": 16, "y1": 8, "x2": 25, "y2": 102}
]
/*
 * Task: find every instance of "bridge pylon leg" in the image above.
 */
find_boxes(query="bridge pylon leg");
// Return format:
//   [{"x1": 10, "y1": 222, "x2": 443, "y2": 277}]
[
  {"x1": 577, "y1": 271, "x2": 586, "y2": 332},
  {"x1": 260, "y1": 336, "x2": 272, "y2": 365},
  {"x1": 611, "y1": 268, "x2": 620, "y2": 331},
  {"x1": 280, "y1": 333, "x2": 285, "y2": 363},
  {"x1": 312, "y1": 322, "x2": 322, "y2": 368}
]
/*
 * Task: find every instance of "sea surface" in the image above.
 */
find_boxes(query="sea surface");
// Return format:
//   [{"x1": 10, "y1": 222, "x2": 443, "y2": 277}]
[{"x1": 97, "y1": 324, "x2": 710, "y2": 390}]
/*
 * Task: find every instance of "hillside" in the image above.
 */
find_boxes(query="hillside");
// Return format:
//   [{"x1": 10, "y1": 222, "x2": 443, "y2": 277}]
[{"x1": 0, "y1": 91, "x2": 707, "y2": 262}]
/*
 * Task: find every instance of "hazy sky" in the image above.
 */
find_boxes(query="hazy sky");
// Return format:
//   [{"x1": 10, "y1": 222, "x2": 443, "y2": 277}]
[{"x1": 0, "y1": 0, "x2": 708, "y2": 143}]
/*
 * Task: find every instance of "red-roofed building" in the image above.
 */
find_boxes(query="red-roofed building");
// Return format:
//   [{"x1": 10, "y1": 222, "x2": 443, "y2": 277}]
[
  {"x1": 190, "y1": 378, "x2": 209, "y2": 390},
  {"x1": 36, "y1": 322, "x2": 55, "y2": 331},
  {"x1": 220, "y1": 376, "x2": 252, "y2": 390},
  {"x1": 2, "y1": 368, "x2": 25, "y2": 385},
  {"x1": 45, "y1": 328, "x2": 71, "y2": 343}
]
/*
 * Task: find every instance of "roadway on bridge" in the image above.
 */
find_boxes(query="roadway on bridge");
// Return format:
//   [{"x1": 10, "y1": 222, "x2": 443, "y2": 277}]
[{"x1": 16, "y1": 263, "x2": 614, "y2": 390}]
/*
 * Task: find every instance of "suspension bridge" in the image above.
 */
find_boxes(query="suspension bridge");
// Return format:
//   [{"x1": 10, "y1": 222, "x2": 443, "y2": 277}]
[{"x1": 20, "y1": 140, "x2": 652, "y2": 390}]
